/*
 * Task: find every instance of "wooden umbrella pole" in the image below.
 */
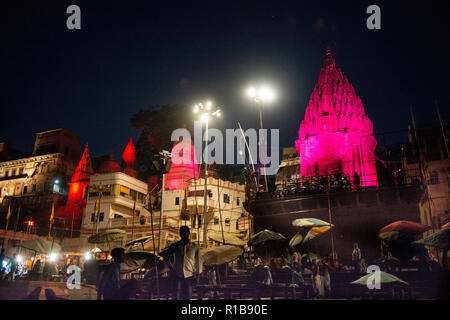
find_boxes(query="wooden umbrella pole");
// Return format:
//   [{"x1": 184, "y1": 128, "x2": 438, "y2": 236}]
[
  {"x1": 147, "y1": 194, "x2": 159, "y2": 299},
  {"x1": 327, "y1": 175, "x2": 336, "y2": 266}
]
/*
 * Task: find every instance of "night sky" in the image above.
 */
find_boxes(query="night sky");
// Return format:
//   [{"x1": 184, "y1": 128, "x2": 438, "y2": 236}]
[{"x1": 1, "y1": 0, "x2": 449, "y2": 160}]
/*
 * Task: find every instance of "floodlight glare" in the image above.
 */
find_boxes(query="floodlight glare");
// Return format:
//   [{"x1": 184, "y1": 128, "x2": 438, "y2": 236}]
[{"x1": 201, "y1": 113, "x2": 210, "y2": 123}]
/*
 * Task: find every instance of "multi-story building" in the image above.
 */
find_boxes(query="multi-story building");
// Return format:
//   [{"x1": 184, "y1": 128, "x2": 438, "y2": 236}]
[
  {"x1": 162, "y1": 176, "x2": 251, "y2": 247},
  {"x1": 402, "y1": 124, "x2": 450, "y2": 231},
  {"x1": 275, "y1": 147, "x2": 300, "y2": 191},
  {"x1": 0, "y1": 129, "x2": 83, "y2": 238}
]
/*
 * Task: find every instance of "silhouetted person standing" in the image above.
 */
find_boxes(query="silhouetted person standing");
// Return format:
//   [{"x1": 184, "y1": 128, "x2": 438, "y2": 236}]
[
  {"x1": 165, "y1": 226, "x2": 202, "y2": 300},
  {"x1": 99, "y1": 248, "x2": 137, "y2": 300},
  {"x1": 352, "y1": 243, "x2": 362, "y2": 273}
]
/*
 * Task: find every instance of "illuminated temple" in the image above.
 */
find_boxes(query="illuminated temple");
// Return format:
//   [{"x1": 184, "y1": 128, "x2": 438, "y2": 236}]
[
  {"x1": 295, "y1": 48, "x2": 378, "y2": 187},
  {"x1": 165, "y1": 137, "x2": 199, "y2": 190}
]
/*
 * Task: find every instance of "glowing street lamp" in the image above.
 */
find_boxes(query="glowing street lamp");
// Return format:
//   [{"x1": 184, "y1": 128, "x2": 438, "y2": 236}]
[
  {"x1": 49, "y1": 252, "x2": 58, "y2": 262},
  {"x1": 246, "y1": 84, "x2": 276, "y2": 192},
  {"x1": 193, "y1": 100, "x2": 221, "y2": 247}
]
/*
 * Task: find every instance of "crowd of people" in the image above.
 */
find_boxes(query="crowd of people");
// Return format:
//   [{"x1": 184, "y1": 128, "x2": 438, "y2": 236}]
[
  {"x1": 1, "y1": 226, "x2": 447, "y2": 300},
  {"x1": 0, "y1": 247, "x2": 84, "y2": 283},
  {"x1": 275, "y1": 171, "x2": 360, "y2": 198}
]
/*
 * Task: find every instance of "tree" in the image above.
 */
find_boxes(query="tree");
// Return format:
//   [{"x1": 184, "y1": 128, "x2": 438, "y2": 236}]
[
  {"x1": 135, "y1": 126, "x2": 157, "y2": 181},
  {"x1": 130, "y1": 104, "x2": 193, "y2": 151},
  {"x1": 130, "y1": 104, "x2": 193, "y2": 181}
]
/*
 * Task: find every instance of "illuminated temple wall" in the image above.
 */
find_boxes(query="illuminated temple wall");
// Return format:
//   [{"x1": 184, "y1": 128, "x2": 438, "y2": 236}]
[
  {"x1": 165, "y1": 138, "x2": 199, "y2": 190},
  {"x1": 64, "y1": 144, "x2": 93, "y2": 227},
  {"x1": 295, "y1": 49, "x2": 378, "y2": 187}
]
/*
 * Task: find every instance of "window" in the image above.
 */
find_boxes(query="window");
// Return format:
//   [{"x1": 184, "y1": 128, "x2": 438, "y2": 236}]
[
  {"x1": 223, "y1": 194, "x2": 230, "y2": 204},
  {"x1": 175, "y1": 197, "x2": 180, "y2": 205},
  {"x1": 5, "y1": 170, "x2": 9, "y2": 177},
  {"x1": 429, "y1": 171, "x2": 439, "y2": 185},
  {"x1": 214, "y1": 217, "x2": 219, "y2": 225},
  {"x1": 114, "y1": 214, "x2": 122, "y2": 219},
  {"x1": 23, "y1": 186, "x2": 28, "y2": 194},
  {"x1": 236, "y1": 221, "x2": 239, "y2": 230},
  {"x1": 32, "y1": 184, "x2": 36, "y2": 192},
  {"x1": 198, "y1": 216, "x2": 202, "y2": 228},
  {"x1": 12, "y1": 168, "x2": 17, "y2": 176},
  {"x1": 19, "y1": 168, "x2": 24, "y2": 175},
  {"x1": 236, "y1": 197, "x2": 240, "y2": 206},
  {"x1": 91, "y1": 212, "x2": 104, "y2": 222},
  {"x1": 225, "y1": 218, "x2": 230, "y2": 226},
  {"x1": 120, "y1": 185, "x2": 130, "y2": 197}
]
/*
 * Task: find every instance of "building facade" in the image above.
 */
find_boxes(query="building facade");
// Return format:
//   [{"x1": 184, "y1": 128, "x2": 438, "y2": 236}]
[
  {"x1": 275, "y1": 147, "x2": 300, "y2": 191},
  {"x1": 402, "y1": 125, "x2": 450, "y2": 231},
  {"x1": 0, "y1": 129, "x2": 83, "y2": 237},
  {"x1": 162, "y1": 176, "x2": 250, "y2": 246}
]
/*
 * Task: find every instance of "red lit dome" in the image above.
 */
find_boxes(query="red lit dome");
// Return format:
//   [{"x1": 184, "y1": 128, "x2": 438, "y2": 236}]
[{"x1": 99, "y1": 152, "x2": 122, "y2": 173}]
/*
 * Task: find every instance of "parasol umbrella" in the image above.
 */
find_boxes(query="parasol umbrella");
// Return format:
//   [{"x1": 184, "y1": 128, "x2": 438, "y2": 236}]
[
  {"x1": 208, "y1": 230, "x2": 246, "y2": 246},
  {"x1": 121, "y1": 250, "x2": 160, "y2": 272},
  {"x1": 292, "y1": 218, "x2": 332, "y2": 228},
  {"x1": 290, "y1": 218, "x2": 333, "y2": 247},
  {"x1": 412, "y1": 228, "x2": 450, "y2": 250},
  {"x1": 200, "y1": 245, "x2": 243, "y2": 266},
  {"x1": 351, "y1": 271, "x2": 408, "y2": 286},
  {"x1": 16, "y1": 238, "x2": 61, "y2": 254},
  {"x1": 249, "y1": 230, "x2": 287, "y2": 263},
  {"x1": 125, "y1": 235, "x2": 153, "y2": 250},
  {"x1": 378, "y1": 221, "x2": 431, "y2": 241},
  {"x1": 304, "y1": 225, "x2": 331, "y2": 242},
  {"x1": 289, "y1": 232, "x2": 304, "y2": 248},
  {"x1": 248, "y1": 229, "x2": 286, "y2": 246},
  {"x1": 88, "y1": 229, "x2": 126, "y2": 244}
]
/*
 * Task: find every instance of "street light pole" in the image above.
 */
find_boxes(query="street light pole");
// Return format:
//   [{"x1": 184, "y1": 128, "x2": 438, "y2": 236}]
[
  {"x1": 193, "y1": 101, "x2": 221, "y2": 248},
  {"x1": 327, "y1": 175, "x2": 336, "y2": 266},
  {"x1": 202, "y1": 120, "x2": 209, "y2": 247},
  {"x1": 246, "y1": 85, "x2": 275, "y2": 193},
  {"x1": 259, "y1": 102, "x2": 269, "y2": 193},
  {"x1": 157, "y1": 173, "x2": 166, "y2": 252}
]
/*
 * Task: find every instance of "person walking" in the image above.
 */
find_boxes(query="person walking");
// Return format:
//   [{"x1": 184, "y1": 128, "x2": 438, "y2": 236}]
[
  {"x1": 312, "y1": 259, "x2": 324, "y2": 298},
  {"x1": 352, "y1": 243, "x2": 362, "y2": 273},
  {"x1": 165, "y1": 226, "x2": 202, "y2": 300},
  {"x1": 262, "y1": 265, "x2": 273, "y2": 286},
  {"x1": 322, "y1": 258, "x2": 332, "y2": 297},
  {"x1": 98, "y1": 248, "x2": 137, "y2": 300},
  {"x1": 206, "y1": 267, "x2": 217, "y2": 286},
  {"x1": 7, "y1": 254, "x2": 18, "y2": 281}
]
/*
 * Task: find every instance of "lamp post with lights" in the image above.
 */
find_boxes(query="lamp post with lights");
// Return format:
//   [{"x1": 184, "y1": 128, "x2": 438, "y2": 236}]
[
  {"x1": 246, "y1": 85, "x2": 276, "y2": 192},
  {"x1": 193, "y1": 101, "x2": 221, "y2": 247}
]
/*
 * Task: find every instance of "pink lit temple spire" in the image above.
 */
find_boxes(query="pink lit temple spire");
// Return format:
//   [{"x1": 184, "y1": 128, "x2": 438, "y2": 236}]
[
  {"x1": 295, "y1": 48, "x2": 378, "y2": 186},
  {"x1": 165, "y1": 136, "x2": 199, "y2": 190}
]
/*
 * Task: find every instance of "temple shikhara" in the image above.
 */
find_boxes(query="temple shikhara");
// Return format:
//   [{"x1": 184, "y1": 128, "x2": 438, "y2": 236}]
[
  {"x1": 64, "y1": 144, "x2": 93, "y2": 227},
  {"x1": 295, "y1": 48, "x2": 378, "y2": 187},
  {"x1": 165, "y1": 137, "x2": 199, "y2": 190}
]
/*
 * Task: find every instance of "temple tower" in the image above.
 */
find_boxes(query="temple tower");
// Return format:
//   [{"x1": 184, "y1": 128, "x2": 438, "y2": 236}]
[
  {"x1": 122, "y1": 138, "x2": 138, "y2": 178},
  {"x1": 165, "y1": 136, "x2": 199, "y2": 190},
  {"x1": 65, "y1": 144, "x2": 93, "y2": 228},
  {"x1": 295, "y1": 48, "x2": 378, "y2": 186}
]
